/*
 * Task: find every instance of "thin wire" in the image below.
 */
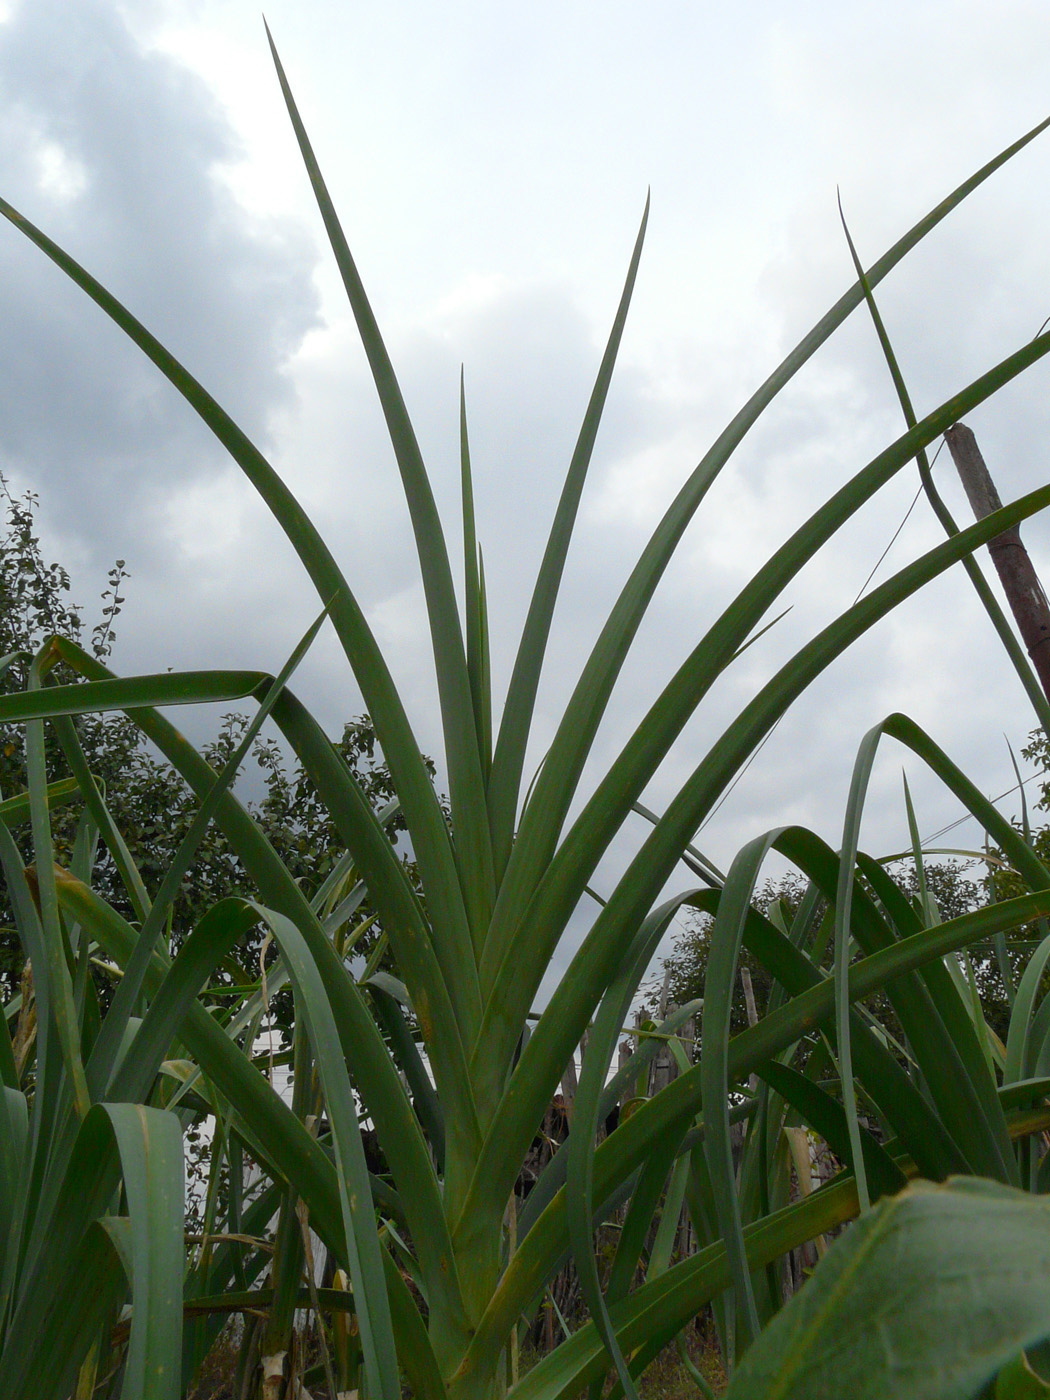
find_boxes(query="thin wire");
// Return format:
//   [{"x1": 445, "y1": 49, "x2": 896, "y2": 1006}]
[
  {"x1": 695, "y1": 423, "x2": 1017, "y2": 845},
  {"x1": 852, "y1": 482, "x2": 923, "y2": 605},
  {"x1": 851, "y1": 439, "x2": 947, "y2": 606},
  {"x1": 713, "y1": 325, "x2": 1049, "y2": 853},
  {"x1": 921, "y1": 769, "x2": 1044, "y2": 845},
  {"x1": 696, "y1": 716, "x2": 784, "y2": 835}
]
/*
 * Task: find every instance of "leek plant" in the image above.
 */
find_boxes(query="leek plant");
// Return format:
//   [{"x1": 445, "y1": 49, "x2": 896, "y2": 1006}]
[{"x1": 4, "y1": 34, "x2": 1050, "y2": 1400}]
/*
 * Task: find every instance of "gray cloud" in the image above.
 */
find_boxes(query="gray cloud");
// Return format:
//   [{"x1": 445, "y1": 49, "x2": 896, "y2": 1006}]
[{"x1": 0, "y1": 0, "x2": 319, "y2": 560}]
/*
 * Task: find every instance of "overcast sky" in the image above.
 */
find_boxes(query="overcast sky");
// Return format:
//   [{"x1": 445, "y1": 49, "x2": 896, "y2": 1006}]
[{"x1": 2, "y1": 0, "x2": 1050, "y2": 987}]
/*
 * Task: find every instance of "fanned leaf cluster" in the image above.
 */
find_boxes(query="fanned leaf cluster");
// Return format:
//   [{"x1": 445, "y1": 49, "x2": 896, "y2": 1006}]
[{"x1": 3, "y1": 35, "x2": 1050, "y2": 1400}]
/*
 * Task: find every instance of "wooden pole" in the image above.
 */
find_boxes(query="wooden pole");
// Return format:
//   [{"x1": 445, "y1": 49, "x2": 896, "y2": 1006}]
[
  {"x1": 945, "y1": 422, "x2": 1050, "y2": 705},
  {"x1": 740, "y1": 967, "x2": 760, "y2": 1093}
]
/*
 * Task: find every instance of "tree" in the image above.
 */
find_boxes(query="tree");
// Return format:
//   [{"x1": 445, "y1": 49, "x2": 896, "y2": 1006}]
[
  {"x1": 0, "y1": 475, "x2": 410, "y2": 1020},
  {"x1": 647, "y1": 874, "x2": 816, "y2": 1034},
  {"x1": 649, "y1": 859, "x2": 992, "y2": 1038}
]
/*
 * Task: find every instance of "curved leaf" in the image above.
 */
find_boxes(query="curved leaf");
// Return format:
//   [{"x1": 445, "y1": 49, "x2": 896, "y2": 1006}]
[
  {"x1": 480, "y1": 118, "x2": 1050, "y2": 1013},
  {"x1": 249, "y1": 902, "x2": 401, "y2": 1400},
  {"x1": 265, "y1": 24, "x2": 496, "y2": 939},
  {"x1": 726, "y1": 1178, "x2": 1050, "y2": 1400},
  {"x1": 476, "y1": 885, "x2": 1050, "y2": 1361},
  {"x1": 487, "y1": 196, "x2": 650, "y2": 876},
  {"x1": 469, "y1": 479, "x2": 1050, "y2": 1240},
  {"x1": 4, "y1": 1102, "x2": 184, "y2": 1400},
  {"x1": 0, "y1": 670, "x2": 266, "y2": 721},
  {"x1": 0, "y1": 191, "x2": 479, "y2": 1046},
  {"x1": 754, "y1": 1060, "x2": 907, "y2": 1200}
]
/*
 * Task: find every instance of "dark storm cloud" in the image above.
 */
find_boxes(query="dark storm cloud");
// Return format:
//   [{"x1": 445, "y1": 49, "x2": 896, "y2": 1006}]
[{"x1": 0, "y1": 0, "x2": 319, "y2": 557}]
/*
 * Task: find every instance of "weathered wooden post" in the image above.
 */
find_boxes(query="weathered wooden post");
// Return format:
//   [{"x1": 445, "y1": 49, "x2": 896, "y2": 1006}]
[
  {"x1": 945, "y1": 421, "x2": 1050, "y2": 704},
  {"x1": 649, "y1": 1003, "x2": 676, "y2": 1095},
  {"x1": 620, "y1": 1006, "x2": 648, "y2": 1108},
  {"x1": 616, "y1": 1033, "x2": 634, "y2": 1096},
  {"x1": 740, "y1": 966, "x2": 760, "y2": 1094},
  {"x1": 560, "y1": 1042, "x2": 579, "y2": 1125}
]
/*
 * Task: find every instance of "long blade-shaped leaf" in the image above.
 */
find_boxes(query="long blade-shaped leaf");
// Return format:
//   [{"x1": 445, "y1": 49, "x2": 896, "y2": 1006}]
[
  {"x1": 3, "y1": 1223, "x2": 125, "y2": 1400},
  {"x1": 487, "y1": 196, "x2": 649, "y2": 875},
  {"x1": 1005, "y1": 929, "x2": 1050, "y2": 1086},
  {"x1": 265, "y1": 25, "x2": 496, "y2": 938},
  {"x1": 264, "y1": 686, "x2": 480, "y2": 1162},
  {"x1": 491, "y1": 843, "x2": 962, "y2": 1355},
  {"x1": 90, "y1": 605, "x2": 329, "y2": 1095},
  {"x1": 487, "y1": 844, "x2": 1050, "y2": 1337},
  {"x1": 45, "y1": 643, "x2": 472, "y2": 1352},
  {"x1": 5, "y1": 1103, "x2": 184, "y2": 1400},
  {"x1": 367, "y1": 975, "x2": 446, "y2": 1171},
  {"x1": 53, "y1": 874, "x2": 441, "y2": 1375},
  {"x1": 0, "y1": 777, "x2": 79, "y2": 828},
  {"x1": 251, "y1": 903, "x2": 401, "y2": 1400},
  {"x1": 484, "y1": 1178, "x2": 864, "y2": 1400},
  {"x1": 460, "y1": 372, "x2": 492, "y2": 789},
  {"x1": 106, "y1": 900, "x2": 261, "y2": 1104},
  {"x1": 468, "y1": 480, "x2": 1050, "y2": 1229},
  {"x1": 840, "y1": 200, "x2": 1050, "y2": 734},
  {"x1": 0, "y1": 1085, "x2": 28, "y2": 1325},
  {"x1": 479, "y1": 325, "x2": 1050, "y2": 1066},
  {"x1": 0, "y1": 816, "x2": 66, "y2": 1251},
  {"x1": 52, "y1": 714, "x2": 151, "y2": 922},
  {"x1": 834, "y1": 731, "x2": 882, "y2": 1212},
  {"x1": 567, "y1": 893, "x2": 685, "y2": 1400},
  {"x1": 0, "y1": 193, "x2": 479, "y2": 1039},
  {"x1": 753, "y1": 1060, "x2": 907, "y2": 1200},
  {"x1": 0, "y1": 669, "x2": 266, "y2": 721},
  {"x1": 761, "y1": 831, "x2": 976, "y2": 1179},
  {"x1": 101, "y1": 1106, "x2": 185, "y2": 1400},
  {"x1": 481, "y1": 116, "x2": 1050, "y2": 993},
  {"x1": 519, "y1": 999, "x2": 704, "y2": 1238},
  {"x1": 475, "y1": 886, "x2": 1050, "y2": 1364},
  {"x1": 24, "y1": 648, "x2": 90, "y2": 1120},
  {"x1": 700, "y1": 834, "x2": 784, "y2": 1346},
  {"x1": 855, "y1": 848, "x2": 1016, "y2": 1181}
]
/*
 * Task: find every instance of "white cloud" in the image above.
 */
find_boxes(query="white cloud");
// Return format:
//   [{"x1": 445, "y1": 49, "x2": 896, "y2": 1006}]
[{"x1": 33, "y1": 139, "x2": 88, "y2": 202}]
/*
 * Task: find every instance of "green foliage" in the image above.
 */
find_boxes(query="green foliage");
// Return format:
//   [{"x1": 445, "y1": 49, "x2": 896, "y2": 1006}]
[
  {"x1": 649, "y1": 874, "x2": 817, "y2": 1034},
  {"x1": 5, "y1": 41, "x2": 1050, "y2": 1400},
  {"x1": 0, "y1": 478, "x2": 409, "y2": 1026},
  {"x1": 652, "y1": 860, "x2": 991, "y2": 1035},
  {"x1": 726, "y1": 1179, "x2": 1050, "y2": 1400}
]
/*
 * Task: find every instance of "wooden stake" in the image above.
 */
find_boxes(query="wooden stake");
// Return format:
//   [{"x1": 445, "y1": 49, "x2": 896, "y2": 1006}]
[{"x1": 945, "y1": 422, "x2": 1050, "y2": 705}]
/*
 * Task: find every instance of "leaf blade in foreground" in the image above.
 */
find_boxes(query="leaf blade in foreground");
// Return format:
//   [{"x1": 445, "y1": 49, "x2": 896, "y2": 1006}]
[{"x1": 726, "y1": 1178, "x2": 1050, "y2": 1400}]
